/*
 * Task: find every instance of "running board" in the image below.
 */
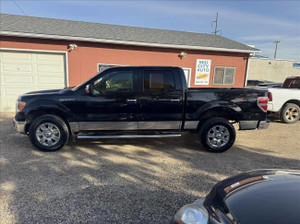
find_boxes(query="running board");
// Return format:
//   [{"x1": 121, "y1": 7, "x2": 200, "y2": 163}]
[{"x1": 77, "y1": 133, "x2": 181, "y2": 139}]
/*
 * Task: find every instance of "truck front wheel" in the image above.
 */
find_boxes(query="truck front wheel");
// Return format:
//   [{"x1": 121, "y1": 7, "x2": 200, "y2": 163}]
[
  {"x1": 198, "y1": 118, "x2": 236, "y2": 153},
  {"x1": 29, "y1": 115, "x2": 69, "y2": 151},
  {"x1": 280, "y1": 103, "x2": 300, "y2": 124}
]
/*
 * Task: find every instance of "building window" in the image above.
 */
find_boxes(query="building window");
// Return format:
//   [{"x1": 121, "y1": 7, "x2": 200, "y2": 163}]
[
  {"x1": 213, "y1": 67, "x2": 236, "y2": 85},
  {"x1": 98, "y1": 64, "x2": 123, "y2": 72}
]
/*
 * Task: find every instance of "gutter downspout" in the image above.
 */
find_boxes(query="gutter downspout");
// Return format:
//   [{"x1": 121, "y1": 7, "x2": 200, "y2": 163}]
[{"x1": 244, "y1": 55, "x2": 251, "y2": 87}]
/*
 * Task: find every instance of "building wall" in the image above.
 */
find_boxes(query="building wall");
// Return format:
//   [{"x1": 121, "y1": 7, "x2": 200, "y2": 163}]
[
  {"x1": 247, "y1": 58, "x2": 300, "y2": 83},
  {"x1": 0, "y1": 36, "x2": 249, "y2": 88}
]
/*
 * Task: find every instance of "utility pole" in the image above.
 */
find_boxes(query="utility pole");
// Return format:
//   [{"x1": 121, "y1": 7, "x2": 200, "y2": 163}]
[
  {"x1": 212, "y1": 12, "x2": 221, "y2": 35},
  {"x1": 273, "y1": 41, "x2": 280, "y2": 59}
]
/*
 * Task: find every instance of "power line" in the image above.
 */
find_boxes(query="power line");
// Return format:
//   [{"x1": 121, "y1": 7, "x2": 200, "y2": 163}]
[{"x1": 12, "y1": 0, "x2": 27, "y2": 15}]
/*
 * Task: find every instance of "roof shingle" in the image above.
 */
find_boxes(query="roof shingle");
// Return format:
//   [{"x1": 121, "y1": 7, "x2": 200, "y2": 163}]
[{"x1": 0, "y1": 13, "x2": 259, "y2": 53}]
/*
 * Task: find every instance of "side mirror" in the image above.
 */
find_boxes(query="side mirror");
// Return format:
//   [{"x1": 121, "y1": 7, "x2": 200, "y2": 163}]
[{"x1": 85, "y1": 84, "x2": 94, "y2": 95}]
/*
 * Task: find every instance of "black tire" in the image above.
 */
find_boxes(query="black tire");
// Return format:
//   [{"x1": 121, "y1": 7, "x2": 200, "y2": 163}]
[
  {"x1": 198, "y1": 118, "x2": 236, "y2": 153},
  {"x1": 29, "y1": 115, "x2": 69, "y2": 151},
  {"x1": 280, "y1": 103, "x2": 300, "y2": 124}
]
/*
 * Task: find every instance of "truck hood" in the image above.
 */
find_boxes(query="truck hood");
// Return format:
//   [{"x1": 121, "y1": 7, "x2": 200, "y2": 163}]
[
  {"x1": 18, "y1": 88, "x2": 74, "y2": 102},
  {"x1": 23, "y1": 87, "x2": 73, "y2": 96},
  {"x1": 25, "y1": 89, "x2": 63, "y2": 95}
]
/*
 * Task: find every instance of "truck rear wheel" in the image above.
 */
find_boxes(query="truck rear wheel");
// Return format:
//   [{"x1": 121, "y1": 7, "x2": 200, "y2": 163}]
[
  {"x1": 198, "y1": 118, "x2": 236, "y2": 153},
  {"x1": 280, "y1": 103, "x2": 300, "y2": 124},
  {"x1": 29, "y1": 115, "x2": 69, "y2": 151}
]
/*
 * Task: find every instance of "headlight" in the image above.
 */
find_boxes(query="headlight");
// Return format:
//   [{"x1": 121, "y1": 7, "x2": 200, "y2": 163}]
[
  {"x1": 16, "y1": 100, "x2": 26, "y2": 112},
  {"x1": 174, "y1": 199, "x2": 208, "y2": 224}
]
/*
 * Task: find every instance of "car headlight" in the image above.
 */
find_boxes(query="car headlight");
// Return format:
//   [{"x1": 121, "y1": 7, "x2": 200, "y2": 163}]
[
  {"x1": 174, "y1": 199, "x2": 208, "y2": 224},
  {"x1": 16, "y1": 100, "x2": 26, "y2": 112}
]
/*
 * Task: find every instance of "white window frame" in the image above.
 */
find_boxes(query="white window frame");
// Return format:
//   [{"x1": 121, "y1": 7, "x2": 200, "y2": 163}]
[
  {"x1": 213, "y1": 66, "x2": 236, "y2": 85},
  {"x1": 182, "y1": 67, "x2": 192, "y2": 87}
]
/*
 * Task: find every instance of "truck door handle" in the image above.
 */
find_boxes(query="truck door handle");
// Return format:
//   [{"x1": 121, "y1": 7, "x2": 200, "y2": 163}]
[
  {"x1": 127, "y1": 98, "x2": 137, "y2": 103},
  {"x1": 171, "y1": 99, "x2": 180, "y2": 102}
]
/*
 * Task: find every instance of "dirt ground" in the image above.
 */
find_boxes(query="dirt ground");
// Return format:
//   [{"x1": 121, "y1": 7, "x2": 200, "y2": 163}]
[{"x1": 1, "y1": 113, "x2": 300, "y2": 223}]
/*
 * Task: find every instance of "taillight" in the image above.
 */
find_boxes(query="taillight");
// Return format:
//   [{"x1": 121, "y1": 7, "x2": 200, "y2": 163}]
[
  {"x1": 268, "y1": 92, "x2": 272, "y2": 102},
  {"x1": 257, "y1": 97, "x2": 268, "y2": 112}
]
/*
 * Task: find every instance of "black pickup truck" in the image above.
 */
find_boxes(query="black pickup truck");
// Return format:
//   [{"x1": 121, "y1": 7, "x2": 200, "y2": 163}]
[{"x1": 13, "y1": 66, "x2": 269, "y2": 152}]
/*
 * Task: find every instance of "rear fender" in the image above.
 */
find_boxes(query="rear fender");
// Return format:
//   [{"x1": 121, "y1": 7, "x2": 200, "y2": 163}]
[
  {"x1": 194, "y1": 101, "x2": 242, "y2": 120},
  {"x1": 184, "y1": 101, "x2": 242, "y2": 131}
]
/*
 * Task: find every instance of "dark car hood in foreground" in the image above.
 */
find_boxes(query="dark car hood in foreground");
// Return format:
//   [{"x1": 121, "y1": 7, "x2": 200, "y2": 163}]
[{"x1": 204, "y1": 170, "x2": 300, "y2": 224}]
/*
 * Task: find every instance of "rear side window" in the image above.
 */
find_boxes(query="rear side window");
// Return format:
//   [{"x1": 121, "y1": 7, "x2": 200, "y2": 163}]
[
  {"x1": 144, "y1": 70, "x2": 175, "y2": 91},
  {"x1": 288, "y1": 80, "x2": 300, "y2": 88}
]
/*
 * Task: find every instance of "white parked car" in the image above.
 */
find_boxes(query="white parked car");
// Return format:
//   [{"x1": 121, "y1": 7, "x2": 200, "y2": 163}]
[{"x1": 268, "y1": 76, "x2": 300, "y2": 123}]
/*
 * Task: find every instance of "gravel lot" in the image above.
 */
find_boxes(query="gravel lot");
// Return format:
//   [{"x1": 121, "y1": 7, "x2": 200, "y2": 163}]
[{"x1": 1, "y1": 113, "x2": 300, "y2": 224}]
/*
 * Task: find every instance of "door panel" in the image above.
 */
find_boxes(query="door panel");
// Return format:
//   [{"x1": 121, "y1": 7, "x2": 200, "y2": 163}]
[
  {"x1": 75, "y1": 69, "x2": 139, "y2": 130},
  {"x1": 138, "y1": 69, "x2": 183, "y2": 130},
  {"x1": 139, "y1": 121, "x2": 181, "y2": 130},
  {"x1": 79, "y1": 121, "x2": 137, "y2": 131}
]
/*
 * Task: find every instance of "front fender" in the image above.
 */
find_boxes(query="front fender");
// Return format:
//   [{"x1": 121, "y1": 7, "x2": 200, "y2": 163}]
[{"x1": 16, "y1": 99, "x2": 75, "y2": 123}]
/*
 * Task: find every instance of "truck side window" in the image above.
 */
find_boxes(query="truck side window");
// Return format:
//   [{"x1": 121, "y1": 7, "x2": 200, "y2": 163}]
[
  {"x1": 93, "y1": 71, "x2": 133, "y2": 95},
  {"x1": 144, "y1": 70, "x2": 175, "y2": 91},
  {"x1": 289, "y1": 80, "x2": 300, "y2": 88}
]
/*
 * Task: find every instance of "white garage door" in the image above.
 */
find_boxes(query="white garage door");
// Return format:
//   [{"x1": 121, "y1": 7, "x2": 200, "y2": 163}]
[{"x1": 0, "y1": 50, "x2": 66, "y2": 112}]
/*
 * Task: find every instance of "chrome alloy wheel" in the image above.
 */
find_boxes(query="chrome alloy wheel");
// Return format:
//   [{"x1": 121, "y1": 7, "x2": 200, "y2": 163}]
[
  {"x1": 207, "y1": 125, "x2": 230, "y2": 148},
  {"x1": 36, "y1": 123, "x2": 61, "y2": 146},
  {"x1": 285, "y1": 107, "x2": 299, "y2": 121}
]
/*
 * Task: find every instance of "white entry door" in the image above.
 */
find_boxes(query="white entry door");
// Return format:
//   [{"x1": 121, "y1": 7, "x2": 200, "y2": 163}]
[
  {"x1": 182, "y1": 68, "x2": 191, "y2": 87},
  {"x1": 0, "y1": 50, "x2": 66, "y2": 112}
]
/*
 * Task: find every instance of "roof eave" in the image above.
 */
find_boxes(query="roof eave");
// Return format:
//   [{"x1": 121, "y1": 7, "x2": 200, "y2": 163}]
[{"x1": 0, "y1": 31, "x2": 261, "y2": 54}]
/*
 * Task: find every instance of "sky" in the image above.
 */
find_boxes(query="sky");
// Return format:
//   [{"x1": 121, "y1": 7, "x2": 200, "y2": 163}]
[{"x1": 1, "y1": 0, "x2": 300, "y2": 62}]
